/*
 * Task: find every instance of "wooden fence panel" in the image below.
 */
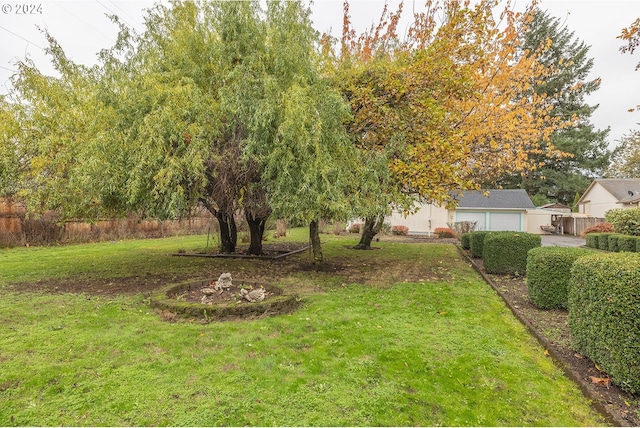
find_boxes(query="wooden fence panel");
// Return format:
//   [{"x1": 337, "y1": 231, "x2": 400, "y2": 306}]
[
  {"x1": 560, "y1": 216, "x2": 606, "y2": 237},
  {"x1": 1, "y1": 195, "x2": 216, "y2": 246}
]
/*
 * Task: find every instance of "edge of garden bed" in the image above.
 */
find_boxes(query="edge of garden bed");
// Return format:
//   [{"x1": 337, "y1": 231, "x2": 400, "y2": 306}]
[{"x1": 456, "y1": 245, "x2": 623, "y2": 427}]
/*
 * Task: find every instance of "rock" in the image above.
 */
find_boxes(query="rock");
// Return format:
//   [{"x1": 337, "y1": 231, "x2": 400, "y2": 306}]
[
  {"x1": 239, "y1": 287, "x2": 265, "y2": 302},
  {"x1": 214, "y1": 272, "x2": 233, "y2": 291}
]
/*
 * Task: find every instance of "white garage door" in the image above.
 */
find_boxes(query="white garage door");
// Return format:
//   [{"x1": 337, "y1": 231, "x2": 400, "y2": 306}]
[
  {"x1": 488, "y1": 212, "x2": 522, "y2": 231},
  {"x1": 456, "y1": 212, "x2": 485, "y2": 231}
]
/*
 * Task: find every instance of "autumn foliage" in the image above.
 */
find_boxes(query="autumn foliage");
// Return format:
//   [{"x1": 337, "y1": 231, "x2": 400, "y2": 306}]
[
  {"x1": 580, "y1": 222, "x2": 613, "y2": 237},
  {"x1": 325, "y1": 0, "x2": 567, "y2": 207},
  {"x1": 434, "y1": 227, "x2": 456, "y2": 238}
]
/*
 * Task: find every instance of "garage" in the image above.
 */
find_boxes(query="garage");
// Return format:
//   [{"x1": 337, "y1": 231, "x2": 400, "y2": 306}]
[
  {"x1": 453, "y1": 189, "x2": 534, "y2": 233},
  {"x1": 488, "y1": 212, "x2": 522, "y2": 231}
]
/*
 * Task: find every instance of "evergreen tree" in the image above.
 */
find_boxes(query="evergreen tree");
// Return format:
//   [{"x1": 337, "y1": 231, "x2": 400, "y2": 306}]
[{"x1": 498, "y1": 8, "x2": 610, "y2": 205}]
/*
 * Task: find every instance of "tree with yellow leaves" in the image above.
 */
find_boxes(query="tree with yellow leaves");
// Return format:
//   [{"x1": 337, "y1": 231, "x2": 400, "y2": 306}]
[{"x1": 325, "y1": 0, "x2": 567, "y2": 248}]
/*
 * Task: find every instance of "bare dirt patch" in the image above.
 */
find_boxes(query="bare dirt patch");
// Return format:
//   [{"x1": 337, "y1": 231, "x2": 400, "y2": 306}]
[{"x1": 173, "y1": 242, "x2": 309, "y2": 259}]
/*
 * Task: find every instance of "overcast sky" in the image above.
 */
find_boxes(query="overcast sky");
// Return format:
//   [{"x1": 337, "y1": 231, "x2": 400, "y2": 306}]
[{"x1": 1, "y1": 0, "x2": 639, "y2": 149}]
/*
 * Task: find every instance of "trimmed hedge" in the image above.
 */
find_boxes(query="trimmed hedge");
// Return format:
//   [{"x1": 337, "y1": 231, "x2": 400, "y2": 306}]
[
  {"x1": 483, "y1": 232, "x2": 541, "y2": 275},
  {"x1": 607, "y1": 234, "x2": 623, "y2": 252},
  {"x1": 469, "y1": 231, "x2": 490, "y2": 258},
  {"x1": 617, "y1": 235, "x2": 638, "y2": 252},
  {"x1": 526, "y1": 247, "x2": 596, "y2": 309},
  {"x1": 585, "y1": 233, "x2": 600, "y2": 249},
  {"x1": 460, "y1": 233, "x2": 471, "y2": 250},
  {"x1": 597, "y1": 233, "x2": 613, "y2": 250},
  {"x1": 569, "y1": 253, "x2": 640, "y2": 394}
]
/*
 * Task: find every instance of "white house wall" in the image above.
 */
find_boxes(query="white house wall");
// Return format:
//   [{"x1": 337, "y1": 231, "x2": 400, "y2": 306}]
[
  {"x1": 385, "y1": 204, "x2": 552, "y2": 235},
  {"x1": 386, "y1": 203, "x2": 449, "y2": 235},
  {"x1": 579, "y1": 182, "x2": 619, "y2": 218},
  {"x1": 526, "y1": 209, "x2": 555, "y2": 235}
]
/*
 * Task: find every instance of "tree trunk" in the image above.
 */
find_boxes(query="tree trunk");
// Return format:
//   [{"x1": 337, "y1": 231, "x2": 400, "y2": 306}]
[
  {"x1": 215, "y1": 211, "x2": 237, "y2": 254},
  {"x1": 353, "y1": 214, "x2": 385, "y2": 250},
  {"x1": 199, "y1": 199, "x2": 238, "y2": 254},
  {"x1": 246, "y1": 211, "x2": 269, "y2": 255},
  {"x1": 309, "y1": 220, "x2": 323, "y2": 265}
]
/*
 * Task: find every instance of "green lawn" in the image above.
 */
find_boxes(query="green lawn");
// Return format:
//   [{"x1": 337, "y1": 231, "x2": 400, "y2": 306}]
[{"x1": 0, "y1": 230, "x2": 606, "y2": 426}]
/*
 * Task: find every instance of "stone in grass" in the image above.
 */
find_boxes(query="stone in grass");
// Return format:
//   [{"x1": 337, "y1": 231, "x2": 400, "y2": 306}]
[{"x1": 239, "y1": 287, "x2": 266, "y2": 302}]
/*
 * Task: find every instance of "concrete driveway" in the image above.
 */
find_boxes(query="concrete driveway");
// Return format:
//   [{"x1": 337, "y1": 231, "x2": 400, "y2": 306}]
[{"x1": 541, "y1": 235, "x2": 586, "y2": 247}]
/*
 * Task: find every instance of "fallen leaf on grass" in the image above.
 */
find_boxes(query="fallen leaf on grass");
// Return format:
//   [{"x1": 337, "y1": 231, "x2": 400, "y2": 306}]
[
  {"x1": 544, "y1": 350, "x2": 549, "y2": 356},
  {"x1": 589, "y1": 376, "x2": 611, "y2": 388}
]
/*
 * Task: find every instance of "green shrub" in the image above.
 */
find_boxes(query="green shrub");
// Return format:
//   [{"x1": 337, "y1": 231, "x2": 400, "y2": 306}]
[
  {"x1": 526, "y1": 247, "x2": 596, "y2": 309},
  {"x1": 460, "y1": 233, "x2": 471, "y2": 250},
  {"x1": 617, "y1": 235, "x2": 638, "y2": 252},
  {"x1": 585, "y1": 233, "x2": 600, "y2": 249},
  {"x1": 608, "y1": 234, "x2": 625, "y2": 252},
  {"x1": 483, "y1": 232, "x2": 541, "y2": 275},
  {"x1": 605, "y1": 207, "x2": 640, "y2": 236},
  {"x1": 569, "y1": 253, "x2": 640, "y2": 394},
  {"x1": 597, "y1": 233, "x2": 613, "y2": 250},
  {"x1": 469, "y1": 231, "x2": 490, "y2": 258}
]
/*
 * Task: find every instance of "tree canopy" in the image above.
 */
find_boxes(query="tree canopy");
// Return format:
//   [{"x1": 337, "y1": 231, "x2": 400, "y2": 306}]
[
  {"x1": 498, "y1": 7, "x2": 609, "y2": 206},
  {"x1": 3, "y1": 0, "x2": 582, "y2": 261},
  {"x1": 606, "y1": 130, "x2": 640, "y2": 178},
  {"x1": 321, "y1": 0, "x2": 566, "y2": 247},
  {"x1": 2, "y1": 1, "x2": 368, "y2": 261}
]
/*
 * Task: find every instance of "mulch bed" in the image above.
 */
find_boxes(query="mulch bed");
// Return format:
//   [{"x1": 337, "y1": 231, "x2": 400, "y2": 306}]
[{"x1": 463, "y1": 250, "x2": 639, "y2": 427}]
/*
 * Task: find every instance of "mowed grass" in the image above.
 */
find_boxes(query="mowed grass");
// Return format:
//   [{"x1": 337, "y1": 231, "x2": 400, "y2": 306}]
[{"x1": 0, "y1": 230, "x2": 606, "y2": 426}]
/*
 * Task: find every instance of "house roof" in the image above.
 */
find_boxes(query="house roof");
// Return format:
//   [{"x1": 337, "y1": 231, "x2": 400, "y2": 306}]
[
  {"x1": 539, "y1": 203, "x2": 571, "y2": 210},
  {"x1": 578, "y1": 178, "x2": 640, "y2": 204},
  {"x1": 456, "y1": 189, "x2": 535, "y2": 210}
]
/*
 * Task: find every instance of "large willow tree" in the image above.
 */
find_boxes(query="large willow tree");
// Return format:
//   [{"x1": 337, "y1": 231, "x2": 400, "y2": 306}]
[{"x1": 3, "y1": 1, "x2": 370, "y2": 261}]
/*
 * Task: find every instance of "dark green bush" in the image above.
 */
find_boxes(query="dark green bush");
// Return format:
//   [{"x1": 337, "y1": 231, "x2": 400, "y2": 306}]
[
  {"x1": 607, "y1": 234, "x2": 625, "y2": 252},
  {"x1": 460, "y1": 233, "x2": 471, "y2": 250},
  {"x1": 526, "y1": 247, "x2": 596, "y2": 309},
  {"x1": 617, "y1": 235, "x2": 638, "y2": 252},
  {"x1": 569, "y1": 253, "x2": 640, "y2": 394},
  {"x1": 469, "y1": 231, "x2": 490, "y2": 258},
  {"x1": 585, "y1": 233, "x2": 600, "y2": 249},
  {"x1": 483, "y1": 232, "x2": 541, "y2": 275},
  {"x1": 597, "y1": 233, "x2": 613, "y2": 250}
]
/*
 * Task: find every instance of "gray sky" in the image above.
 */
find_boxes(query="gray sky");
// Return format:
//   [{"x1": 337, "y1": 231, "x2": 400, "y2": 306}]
[{"x1": 1, "y1": 0, "x2": 639, "y2": 149}]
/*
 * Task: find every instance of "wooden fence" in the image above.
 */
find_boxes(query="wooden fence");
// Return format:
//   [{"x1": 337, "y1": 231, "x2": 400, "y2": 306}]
[
  {"x1": 0, "y1": 197, "x2": 216, "y2": 246},
  {"x1": 560, "y1": 216, "x2": 606, "y2": 237}
]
